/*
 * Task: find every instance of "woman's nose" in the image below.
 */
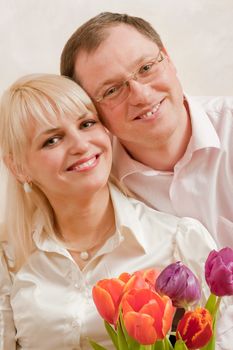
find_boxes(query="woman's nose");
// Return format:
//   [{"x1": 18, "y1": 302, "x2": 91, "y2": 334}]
[{"x1": 68, "y1": 131, "x2": 89, "y2": 154}]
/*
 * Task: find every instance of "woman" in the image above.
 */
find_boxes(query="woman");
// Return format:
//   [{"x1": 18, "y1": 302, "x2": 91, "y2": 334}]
[{"x1": 0, "y1": 74, "x2": 230, "y2": 349}]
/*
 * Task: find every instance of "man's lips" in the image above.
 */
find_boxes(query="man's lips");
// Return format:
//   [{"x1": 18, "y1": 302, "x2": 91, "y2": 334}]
[
  {"x1": 67, "y1": 154, "x2": 100, "y2": 171},
  {"x1": 134, "y1": 99, "x2": 164, "y2": 120}
]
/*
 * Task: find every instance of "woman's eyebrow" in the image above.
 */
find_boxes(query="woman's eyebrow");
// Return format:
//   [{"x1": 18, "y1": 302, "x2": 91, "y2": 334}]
[
  {"x1": 34, "y1": 127, "x2": 60, "y2": 142},
  {"x1": 33, "y1": 114, "x2": 89, "y2": 141}
]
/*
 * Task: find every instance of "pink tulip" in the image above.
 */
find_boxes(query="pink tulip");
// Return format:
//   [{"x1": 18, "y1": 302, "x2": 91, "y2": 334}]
[{"x1": 205, "y1": 247, "x2": 233, "y2": 296}]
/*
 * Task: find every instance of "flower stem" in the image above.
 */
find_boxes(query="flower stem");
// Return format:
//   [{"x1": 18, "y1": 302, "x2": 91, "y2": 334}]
[{"x1": 212, "y1": 297, "x2": 221, "y2": 318}]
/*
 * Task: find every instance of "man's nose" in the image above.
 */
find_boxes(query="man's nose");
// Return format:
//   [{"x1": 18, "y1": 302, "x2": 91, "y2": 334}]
[{"x1": 127, "y1": 79, "x2": 153, "y2": 105}]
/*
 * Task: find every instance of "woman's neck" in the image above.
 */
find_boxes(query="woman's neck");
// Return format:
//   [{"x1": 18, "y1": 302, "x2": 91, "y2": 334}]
[{"x1": 51, "y1": 184, "x2": 115, "y2": 248}]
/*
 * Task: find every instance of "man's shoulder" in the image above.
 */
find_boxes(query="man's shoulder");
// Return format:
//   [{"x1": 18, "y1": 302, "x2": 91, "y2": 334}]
[
  {"x1": 192, "y1": 96, "x2": 233, "y2": 117},
  {"x1": 191, "y1": 96, "x2": 233, "y2": 135}
]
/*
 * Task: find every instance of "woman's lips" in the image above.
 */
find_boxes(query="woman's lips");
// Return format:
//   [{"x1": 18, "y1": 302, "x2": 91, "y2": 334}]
[{"x1": 67, "y1": 154, "x2": 100, "y2": 172}]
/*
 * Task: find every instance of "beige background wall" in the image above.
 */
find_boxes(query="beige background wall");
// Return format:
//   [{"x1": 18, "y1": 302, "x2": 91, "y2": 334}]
[{"x1": 0, "y1": 0, "x2": 233, "y2": 220}]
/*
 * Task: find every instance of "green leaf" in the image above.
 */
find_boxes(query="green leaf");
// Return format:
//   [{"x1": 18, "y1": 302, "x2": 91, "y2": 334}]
[
  {"x1": 174, "y1": 339, "x2": 188, "y2": 350},
  {"x1": 204, "y1": 293, "x2": 217, "y2": 315},
  {"x1": 201, "y1": 294, "x2": 220, "y2": 350},
  {"x1": 200, "y1": 336, "x2": 215, "y2": 350},
  {"x1": 104, "y1": 321, "x2": 119, "y2": 349},
  {"x1": 89, "y1": 339, "x2": 108, "y2": 350},
  {"x1": 117, "y1": 319, "x2": 130, "y2": 350},
  {"x1": 163, "y1": 337, "x2": 174, "y2": 350},
  {"x1": 152, "y1": 340, "x2": 165, "y2": 350}
]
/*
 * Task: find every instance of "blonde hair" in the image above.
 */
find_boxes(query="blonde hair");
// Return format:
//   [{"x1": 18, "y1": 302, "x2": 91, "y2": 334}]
[{"x1": 0, "y1": 74, "x2": 97, "y2": 271}]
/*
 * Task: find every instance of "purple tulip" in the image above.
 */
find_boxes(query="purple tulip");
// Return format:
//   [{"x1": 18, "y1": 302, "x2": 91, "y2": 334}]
[
  {"x1": 155, "y1": 261, "x2": 201, "y2": 308},
  {"x1": 205, "y1": 247, "x2": 233, "y2": 296}
]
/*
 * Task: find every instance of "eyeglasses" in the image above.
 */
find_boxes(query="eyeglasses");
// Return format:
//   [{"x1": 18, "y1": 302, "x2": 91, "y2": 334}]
[{"x1": 95, "y1": 51, "x2": 166, "y2": 108}]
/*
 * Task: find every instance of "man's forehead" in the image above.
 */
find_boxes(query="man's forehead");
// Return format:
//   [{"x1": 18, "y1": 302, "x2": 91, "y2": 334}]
[{"x1": 74, "y1": 26, "x2": 159, "y2": 93}]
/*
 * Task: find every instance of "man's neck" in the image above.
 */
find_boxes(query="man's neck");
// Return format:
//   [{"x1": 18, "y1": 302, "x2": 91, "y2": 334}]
[{"x1": 121, "y1": 104, "x2": 192, "y2": 172}]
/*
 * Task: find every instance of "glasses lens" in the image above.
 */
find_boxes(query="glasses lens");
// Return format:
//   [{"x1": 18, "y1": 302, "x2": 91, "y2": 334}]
[
  {"x1": 100, "y1": 53, "x2": 165, "y2": 107},
  {"x1": 104, "y1": 84, "x2": 129, "y2": 108}
]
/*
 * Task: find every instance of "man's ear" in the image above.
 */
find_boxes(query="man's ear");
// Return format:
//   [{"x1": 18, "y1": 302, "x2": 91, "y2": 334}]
[
  {"x1": 162, "y1": 46, "x2": 177, "y2": 73},
  {"x1": 3, "y1": 155, "x2": 30, "y2": 184},
  {"x1": 161, "y1": 46, "x2": 169, "y2": 57}
]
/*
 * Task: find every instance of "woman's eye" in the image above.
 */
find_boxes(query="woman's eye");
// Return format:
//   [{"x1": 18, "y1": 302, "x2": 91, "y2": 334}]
[
  {"x1": 80, "y1": 120, "x2": 97, "y2": 129},
  {"x1": 42, "y1": 136, "x2": 61, "y2": 148}
]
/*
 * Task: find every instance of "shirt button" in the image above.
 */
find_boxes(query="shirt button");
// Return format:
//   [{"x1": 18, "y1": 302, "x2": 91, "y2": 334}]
[{"x1": 72, "y1": 320, "x2": 80, "y2": 328}]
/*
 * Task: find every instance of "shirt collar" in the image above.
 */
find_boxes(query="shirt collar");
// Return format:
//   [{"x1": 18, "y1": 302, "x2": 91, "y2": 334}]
[
  {"x1": 109, "y1": 183, "x2": 148, "y2": 253},
  {"x1": 184, "y1": 94, "x2": 220, "y2": 152},
  {"x1": 112, "y1": 137, "x2": 160, "y2": 180},
  {"x1": 32, "y1": 212, "x2": 71, "y2": 257},
  {"x1": 32, "y1": 184, "x2": 148, "y2": 255}
]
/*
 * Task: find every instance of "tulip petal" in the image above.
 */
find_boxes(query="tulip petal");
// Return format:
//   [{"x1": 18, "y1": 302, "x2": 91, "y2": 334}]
[
  {"x1": 97, "y1": 278, "x2": 125, "y2": 306},
  {"x1": 118, "y1": 272, "x2": 132, "y2": 283},
  {"x1": 176, "y1": 308, "x2": 212, "y2": 349},
  {"x1": 122, "y1": 289, "x2": 154, "y2": 312},
  {"x1": 155, "y1": 262, "x2": 201, "y2": 308},
  {"x1": 205, "y1": 249, "x2": 233, "y2": 296},
  {"x1": 161, "y1": 297, "x2": 176, "y2": 336},
  {"x1": 140, "y1": 300, "x2": 163, "y2": 339},
  {"x1": 123, "y1": 272, "x2": 149, "y2": 293},
  {"x1": 124, "y1": 311, "x2": 158, "y2": 345},
  {"x1": 122, "y1": 289, "x2": 175, "y2": 341},
  {"x1": 139, "y1": 295, "x2": 174, "y2": 339},
  {"x1": 92, "y1": 285, "x2": 116, "y2": 324},
  {"x1": 142, "y1": 268, "x2": 160, "y2": 289}
]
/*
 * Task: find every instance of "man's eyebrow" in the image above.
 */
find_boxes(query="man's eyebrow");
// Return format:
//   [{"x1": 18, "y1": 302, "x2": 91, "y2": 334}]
[{"x1": 94, "y1": 55, "x2": 150, "y2": 96}]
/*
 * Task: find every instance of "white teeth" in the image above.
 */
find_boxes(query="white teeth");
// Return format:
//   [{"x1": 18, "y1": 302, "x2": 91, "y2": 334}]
[
  {"x1": 146, "y1": 111, "x2": 153, "y2": 117},
  {"x1": 72, "y1": 157, "x2": 96, "y2": 170},
  {"x1": 141, "y1": 103, "x2": 160, "y2": 119}
]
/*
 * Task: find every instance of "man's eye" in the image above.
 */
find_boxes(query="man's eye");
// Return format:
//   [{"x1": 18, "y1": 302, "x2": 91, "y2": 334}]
[
  {"x1": 80, "y1": 120, "x2": 97, "y2": 129},
  {"x1": 103, "y1": 85, "x2": 120, "y2": 98},
  {"x1": 139, "y1": 62, "x2": 154, "y2": 74},
  {"x1": 42, "y1": 136, "x2": 61, "y2": 148}
]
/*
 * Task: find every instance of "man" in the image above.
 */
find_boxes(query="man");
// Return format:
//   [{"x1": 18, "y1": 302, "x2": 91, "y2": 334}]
[{"x1": 60, "y1": 12, "x2": 233, "y2": 248}]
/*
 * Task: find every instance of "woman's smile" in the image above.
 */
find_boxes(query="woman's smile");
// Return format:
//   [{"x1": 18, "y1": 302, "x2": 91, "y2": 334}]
[{"x1": 66, "y1": 154, "x2": 100, "y2": 172}]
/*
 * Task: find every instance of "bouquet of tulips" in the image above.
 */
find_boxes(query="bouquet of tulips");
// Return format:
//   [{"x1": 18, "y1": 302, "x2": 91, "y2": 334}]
[{"x1": 90, "y1": 247, "x2": 233, "y2": 350}]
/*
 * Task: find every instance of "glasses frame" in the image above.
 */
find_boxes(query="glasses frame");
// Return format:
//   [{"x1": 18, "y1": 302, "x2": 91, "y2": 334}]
[{"x1": 95, "y1": 50, "x2": 165, "y2": 105}]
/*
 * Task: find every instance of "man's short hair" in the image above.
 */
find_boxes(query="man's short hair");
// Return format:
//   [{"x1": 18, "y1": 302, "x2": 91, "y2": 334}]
[{"x1": 60, "y1": 12, "x2": 164, "y2": 81}]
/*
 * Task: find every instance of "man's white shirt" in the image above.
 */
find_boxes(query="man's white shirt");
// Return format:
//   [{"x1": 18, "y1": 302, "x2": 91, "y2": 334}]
[{"x1": 113, "y1": 95, "x2": 233, "y2": 248}]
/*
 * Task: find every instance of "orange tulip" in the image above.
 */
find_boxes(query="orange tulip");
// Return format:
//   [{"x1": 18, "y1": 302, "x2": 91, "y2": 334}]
[
  {"x1": 123, "y1": 268, "x2": 160, "y2": 293},
  {"x1": 92, "y1": 278, "x2": 125, "y2": 325},
  {"x1": 118, "y1": 272, "x2": 132, "y2": 283},
  {"x1": 176, "y1": 307, "x2": 213, "y2": 349},
  {"x1": 121, "y1": 289, "x2": 175, "y2": 345},
  {"x1": 92, "y1": 269, "x2": 160, "y2": 327},
  {"x1": 142, "y1": 268, "x2": 160, "y2": 289}
]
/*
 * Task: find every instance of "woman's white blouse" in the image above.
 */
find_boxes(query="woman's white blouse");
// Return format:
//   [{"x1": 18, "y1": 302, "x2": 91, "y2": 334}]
[{"x1": 0, "y1": 185, "x2": 232, "y2": 350}]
